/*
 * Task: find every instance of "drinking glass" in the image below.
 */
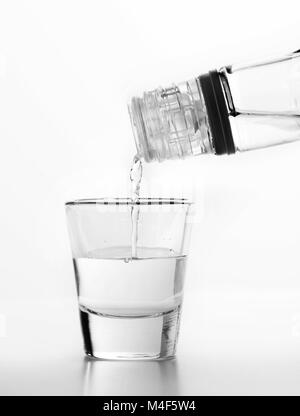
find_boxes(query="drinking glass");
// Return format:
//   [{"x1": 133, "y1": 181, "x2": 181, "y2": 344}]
[{"x1": 65, "y1": 198, "x2": 192, "y2": 360}]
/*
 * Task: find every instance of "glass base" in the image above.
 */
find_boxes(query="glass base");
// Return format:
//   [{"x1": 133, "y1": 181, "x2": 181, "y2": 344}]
[{"x1": 79, "y1": 306, "x2": 182, "y2": 360}]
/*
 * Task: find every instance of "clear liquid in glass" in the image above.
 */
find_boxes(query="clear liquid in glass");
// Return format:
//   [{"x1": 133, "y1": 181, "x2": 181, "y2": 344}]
[{"x1": 74, "y1": 246, "x2": 186, "y2": 359}]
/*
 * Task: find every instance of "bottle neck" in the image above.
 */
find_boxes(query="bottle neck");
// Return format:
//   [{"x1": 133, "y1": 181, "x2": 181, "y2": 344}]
[{"x1": 198, "y1": 70, "x2": 236, "y2": 155}]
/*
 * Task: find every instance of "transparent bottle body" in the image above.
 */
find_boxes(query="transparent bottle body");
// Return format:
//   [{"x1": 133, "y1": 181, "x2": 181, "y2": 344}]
[{"x1": 222, "y1": 51, "x2": 300, "y2": 152}]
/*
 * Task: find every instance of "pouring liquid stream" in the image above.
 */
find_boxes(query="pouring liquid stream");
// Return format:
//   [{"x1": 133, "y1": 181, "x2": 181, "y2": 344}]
[{"x1": 129, "y1": 155, "x2": 143, "y2": 259}]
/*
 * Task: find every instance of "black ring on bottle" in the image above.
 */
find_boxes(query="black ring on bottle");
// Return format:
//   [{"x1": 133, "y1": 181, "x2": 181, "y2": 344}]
[{"x1": 199, "y1": 70, "x2": 235, "y2": 155}]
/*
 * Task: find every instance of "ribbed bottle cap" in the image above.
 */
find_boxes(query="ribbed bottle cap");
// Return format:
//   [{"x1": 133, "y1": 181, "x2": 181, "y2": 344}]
[{"x1": 128, "y1": 79, "x2": 214, "y2": 162}]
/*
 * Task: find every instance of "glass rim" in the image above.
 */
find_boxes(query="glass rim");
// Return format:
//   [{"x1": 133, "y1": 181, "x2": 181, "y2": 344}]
[{"x1": 65, "y1": 197, "x2": 193, "y2": 206}]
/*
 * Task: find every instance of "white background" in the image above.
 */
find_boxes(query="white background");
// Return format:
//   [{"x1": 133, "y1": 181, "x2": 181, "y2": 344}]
[{"x1": 1, "y1": 0, "x2": 300, "y2": 396}]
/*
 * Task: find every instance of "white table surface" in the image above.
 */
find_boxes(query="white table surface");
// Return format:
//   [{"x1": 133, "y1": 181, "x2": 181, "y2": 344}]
[{"x1": 1, "y1": 288, "x2": 300, "y2": 396}]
